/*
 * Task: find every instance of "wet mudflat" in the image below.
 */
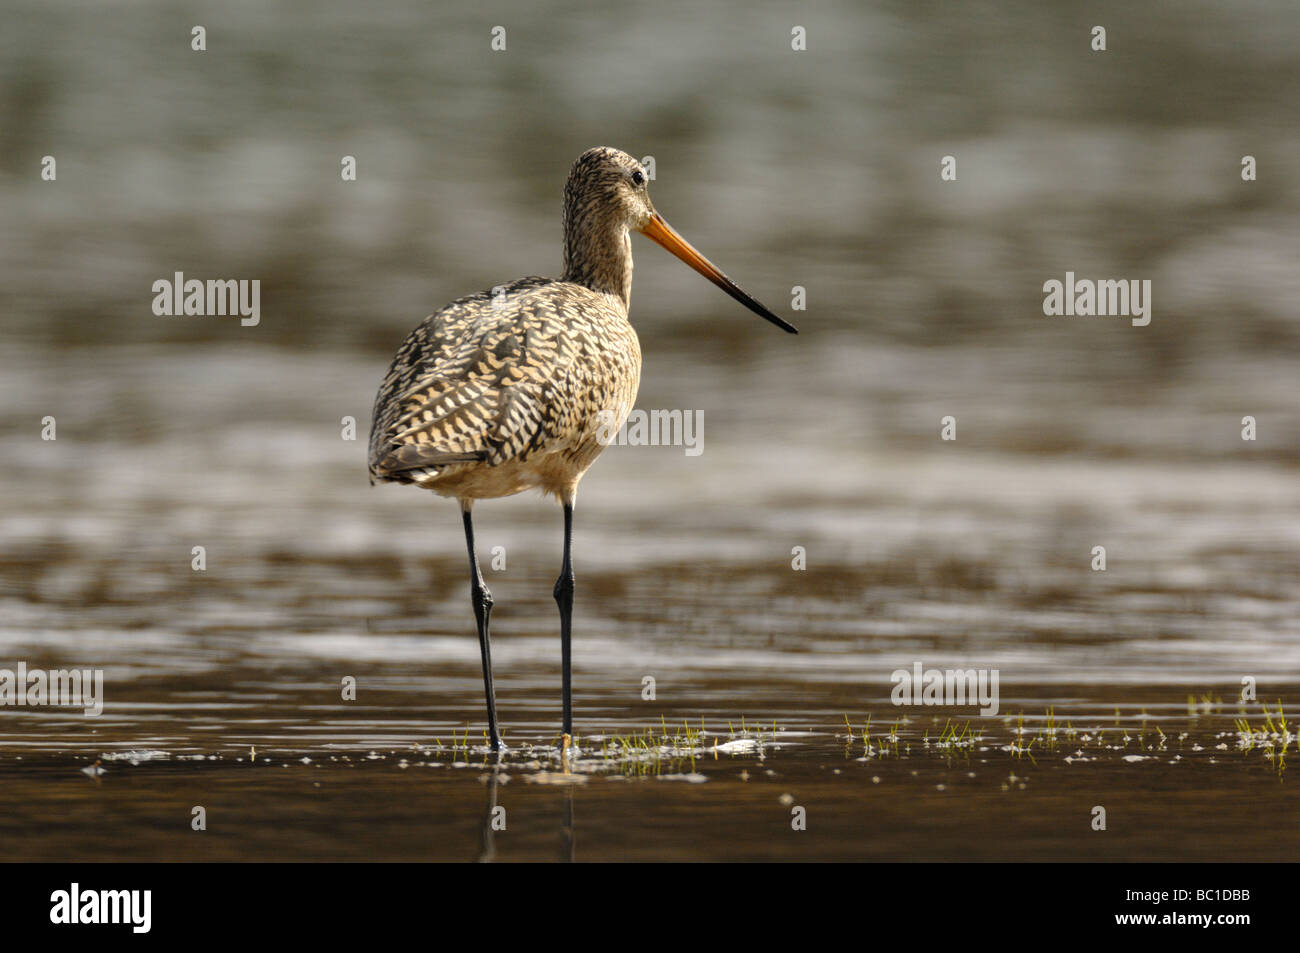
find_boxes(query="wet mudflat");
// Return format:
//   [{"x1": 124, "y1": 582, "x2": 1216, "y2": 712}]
[
  {"x1": 1, "y1": 687, "x2": 1295, "y2": 862},
  {"x1": 1, "y1": 502, "x2": 1297, "y2": 862}
]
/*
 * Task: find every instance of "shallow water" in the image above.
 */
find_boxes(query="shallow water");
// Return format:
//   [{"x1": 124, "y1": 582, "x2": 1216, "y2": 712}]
[
  {"x1": 2, "y1": 0, "x2": 1299, "y2": 862},
  {"x1": 2, "y1": 415, "x2": 1297, "y2": 861},
  {"x1": 2, "y1": 690, "x2": 1296, "y2": 862}
]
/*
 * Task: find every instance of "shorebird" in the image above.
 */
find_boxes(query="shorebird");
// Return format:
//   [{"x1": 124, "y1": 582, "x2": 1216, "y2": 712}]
[{"x1": 369, "y1": 146, "x2": 796, "y2": 751}]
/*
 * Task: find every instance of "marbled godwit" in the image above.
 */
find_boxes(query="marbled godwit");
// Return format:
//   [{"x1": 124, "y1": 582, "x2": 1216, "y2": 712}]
[{"x1": 369, "y1": 146, "x2": 796, "y2": 751}]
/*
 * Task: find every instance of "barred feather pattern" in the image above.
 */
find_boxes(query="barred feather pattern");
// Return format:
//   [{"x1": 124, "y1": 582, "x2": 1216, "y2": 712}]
[{"x1": 368, "y1": 275, "x2": 641, "y2": 500}]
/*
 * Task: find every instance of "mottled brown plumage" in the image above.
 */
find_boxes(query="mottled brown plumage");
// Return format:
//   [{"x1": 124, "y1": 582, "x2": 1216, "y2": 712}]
[
  {"x1": 368, "y1": 272, "x2": 641, "y2": 502},
  {"x1": 368, "y1": 146, "x2": 795, "y2": 750}
]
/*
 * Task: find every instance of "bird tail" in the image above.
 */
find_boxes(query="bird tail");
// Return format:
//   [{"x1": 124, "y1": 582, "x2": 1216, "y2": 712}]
[{"x1": 371, "y1": 445, "x2": 488, "y2": 482}]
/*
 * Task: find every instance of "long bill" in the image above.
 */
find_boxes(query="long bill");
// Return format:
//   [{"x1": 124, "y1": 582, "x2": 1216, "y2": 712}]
[{"x1": 639, "y1": 213, "x2": 798, "y2": 334}]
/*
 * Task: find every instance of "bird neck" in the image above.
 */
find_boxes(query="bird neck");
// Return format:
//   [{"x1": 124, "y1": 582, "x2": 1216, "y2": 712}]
[{"x1": 561, "y1": 212, "x2": 633, "y2": 309}]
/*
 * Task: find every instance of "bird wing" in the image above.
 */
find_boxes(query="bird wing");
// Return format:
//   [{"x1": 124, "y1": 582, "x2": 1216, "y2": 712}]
[{"x1": 368, "y1": 278, "x2": 580, "y2": 480}]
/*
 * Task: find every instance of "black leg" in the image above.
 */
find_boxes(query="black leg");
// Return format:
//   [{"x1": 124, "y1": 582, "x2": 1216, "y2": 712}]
[
  {"x1": 553, "y1": 502, "x2": 575, "y2": 736},
  {"x1": 462, "y1": 506, "x2": 503, "y2": 751}
]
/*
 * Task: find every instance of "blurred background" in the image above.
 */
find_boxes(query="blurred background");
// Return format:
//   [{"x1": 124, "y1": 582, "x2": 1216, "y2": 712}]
[{"x1": 0, "y1": 0, "x2": 1297, "y2": 860}]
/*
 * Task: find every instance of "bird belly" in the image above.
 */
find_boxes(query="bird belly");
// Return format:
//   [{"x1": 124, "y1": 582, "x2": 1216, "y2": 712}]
[{"x1": 413, "y1": 445, "x2": 597, "y2": 502}]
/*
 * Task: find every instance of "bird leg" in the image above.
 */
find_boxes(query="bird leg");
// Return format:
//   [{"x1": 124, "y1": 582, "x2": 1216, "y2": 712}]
[
  {"x1": 462, "y1": 505, "x2": 504, "y2": 751},
  {"x1": 553, "y1": 502, "x2": 576, "y2": 737}
]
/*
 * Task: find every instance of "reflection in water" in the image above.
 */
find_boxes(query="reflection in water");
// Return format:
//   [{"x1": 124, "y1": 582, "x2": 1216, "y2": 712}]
[
  {"x1": 478, "y1": 767, "x2": 501, "y2": 863},
  {"x1": 559, "y1": 784, "x2": 575, "y2": 864},
  {"x1": 476, "y1": 764, "x2": 576, "y2": 862}
]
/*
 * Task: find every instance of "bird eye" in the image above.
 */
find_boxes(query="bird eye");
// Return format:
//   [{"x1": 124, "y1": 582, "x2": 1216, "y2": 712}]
[{"x1": 631, "y1": 170, "x2": 645, "y2": 187}]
